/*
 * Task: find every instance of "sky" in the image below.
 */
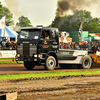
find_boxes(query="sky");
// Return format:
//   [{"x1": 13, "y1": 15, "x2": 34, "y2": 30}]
[
  {"x1": 0, "y1": 0, "x2": 100, "y2": 27},
  {"x1": 0, "y1": 0, "x2": 57, "y2": 27}
]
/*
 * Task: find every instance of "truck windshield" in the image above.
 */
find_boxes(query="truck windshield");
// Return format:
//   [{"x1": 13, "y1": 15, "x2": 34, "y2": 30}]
[{"x1": 19, "y1": 29, "x2": 40, "y2": 39}]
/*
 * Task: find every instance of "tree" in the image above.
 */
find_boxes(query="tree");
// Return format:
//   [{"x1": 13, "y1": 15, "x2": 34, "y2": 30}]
[
  {"x1": 50, "y1": 10, "x2": 100, "y2": 33},
  {"x1": 0, "y1": 2, "x2": 14, "y2": 26},
  {"x1": 59, "y1": 10, "x2": 93, "y2": 32},
  {"x1": 16, "y1": 15, "x2": 33, "y2": 27},
  {"x1": 83, "y1": 18, "x2": 100, "y2": 33}
]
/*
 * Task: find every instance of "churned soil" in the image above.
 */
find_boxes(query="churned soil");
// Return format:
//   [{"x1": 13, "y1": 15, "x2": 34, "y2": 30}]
[
  {"x1": 0, "y1": 64, "x2": 100, "y2": 100},
  {"x1": 0, "y1": 76, "x2": 100, "y2": 100}
]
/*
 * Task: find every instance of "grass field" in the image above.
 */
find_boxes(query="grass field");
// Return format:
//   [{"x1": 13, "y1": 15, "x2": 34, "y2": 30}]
[
  {"x1": 0, "y1": 58, "x2": 100, "y2": 81},
  {"x1": 0, "y1": 58, "x2": 23, "y2": 64},
  {"x1": 0, "y1": 70, "x2": 100, "y2": 81}
]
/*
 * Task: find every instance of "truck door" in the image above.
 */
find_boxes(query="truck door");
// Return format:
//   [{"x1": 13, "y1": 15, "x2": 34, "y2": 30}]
[
  {"x1": 51, "y1": 30, "x2": 59, "y2": 50},
  {"x1": 41, "y1": 30, "x2": 51, "y2": 51}
]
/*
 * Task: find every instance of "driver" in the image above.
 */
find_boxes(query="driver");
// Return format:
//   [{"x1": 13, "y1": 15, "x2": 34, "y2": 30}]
[{"x1": 45, "y1": 31, "x2": 49, "y2": 39}]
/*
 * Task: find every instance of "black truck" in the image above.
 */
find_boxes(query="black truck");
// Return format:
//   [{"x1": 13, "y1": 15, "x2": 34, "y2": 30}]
[{"x1": 15, "y1": 26, "x2": 92, "y2": 70}]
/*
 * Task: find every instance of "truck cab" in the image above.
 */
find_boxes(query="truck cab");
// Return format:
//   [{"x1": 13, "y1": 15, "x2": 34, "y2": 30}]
[
  {"x1": 16, "y1": 26, "x2": 92, "y2": 70},
  {"x1": 16, "y1": 26, "x2": 59, "y2": 70}
]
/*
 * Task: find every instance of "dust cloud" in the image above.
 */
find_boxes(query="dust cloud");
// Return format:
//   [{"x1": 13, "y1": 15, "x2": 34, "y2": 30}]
[{"x1": 4, "y1": 0, "x2": 21, "y2": 19}]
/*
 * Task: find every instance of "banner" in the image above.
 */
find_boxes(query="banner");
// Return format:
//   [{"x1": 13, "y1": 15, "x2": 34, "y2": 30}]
[{"x1": 0, "y1": 50, "x2": 16, "y2": 58}]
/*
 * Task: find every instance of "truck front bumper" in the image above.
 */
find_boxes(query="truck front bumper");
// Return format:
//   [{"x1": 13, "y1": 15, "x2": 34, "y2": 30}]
[{"x1": 15, "y1": 56, "x2": 43, "y2": 65}]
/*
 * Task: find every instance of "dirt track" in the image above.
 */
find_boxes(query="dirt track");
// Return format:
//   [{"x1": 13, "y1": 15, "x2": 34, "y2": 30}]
[
  {"x1": 0, "y1": 64, "x2": 100, "y2": 75},
  {"x1": 0, "y1": 64, "x2": 100, "y2": 100},
  {"x1": 1, "y1": 76, "x2": 100, "y2": 100}
]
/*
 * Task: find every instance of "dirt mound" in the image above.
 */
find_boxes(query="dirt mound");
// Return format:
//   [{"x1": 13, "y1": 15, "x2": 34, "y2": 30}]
[{"x1": 0, "y1": 76, "x2": 100, "y2": 100}]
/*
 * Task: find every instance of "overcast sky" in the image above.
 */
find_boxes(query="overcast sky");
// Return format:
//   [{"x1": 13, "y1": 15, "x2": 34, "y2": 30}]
[
  {"x1": 0, "y1": 0, "x2": 57, "y2": 27},
  {"x1": 0, "y1": 0, "x2": 100, "y2": 27}
]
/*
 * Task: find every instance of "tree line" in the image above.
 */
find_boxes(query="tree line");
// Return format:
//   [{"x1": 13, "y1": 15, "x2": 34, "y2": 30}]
[
  {"x1": 0, "y1": 1, "x2": 100, "y2": 33},
  {"x1": 50, "y1": 10, "x2": 100, "y2": 33},
  {"x1": 0, "y1": 1, "x2": 32, "y2": 29}
]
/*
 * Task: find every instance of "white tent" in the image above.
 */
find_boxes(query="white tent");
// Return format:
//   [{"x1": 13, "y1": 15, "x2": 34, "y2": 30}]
[{"x1": 0, "y1": 26, "x2": 18, "y2": 42}]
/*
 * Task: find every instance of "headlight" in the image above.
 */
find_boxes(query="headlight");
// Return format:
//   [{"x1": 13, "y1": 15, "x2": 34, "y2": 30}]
[
  {"x1": 38, "y1": 54, "x2": 40, "y2": 57},
  {"x1": 17, "y1": 54, "x2": 20, "y2": 57},
  {"x1": 34, "y1": 55, "x2": 37, "y2": 57},
  {"x1": 38, "y1": 54, "x2": 42, "y2": 58}
]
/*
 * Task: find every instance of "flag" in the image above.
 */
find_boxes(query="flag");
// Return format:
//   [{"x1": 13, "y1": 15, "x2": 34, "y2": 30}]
[
  {"x1": 0, "y1": 16, "x2": 6, "y2": 37},
  {"x1": 0, "y1": 16, "x2": 6, "y2": 29},
  {"x1": 79, "y1": 23, "x2": 83, "y2": 41}
]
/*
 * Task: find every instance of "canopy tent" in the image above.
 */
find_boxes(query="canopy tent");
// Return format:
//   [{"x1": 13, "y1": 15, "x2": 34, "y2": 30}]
[{"x1": 0, "y1": 26, "x2": 18, "y2": 42}]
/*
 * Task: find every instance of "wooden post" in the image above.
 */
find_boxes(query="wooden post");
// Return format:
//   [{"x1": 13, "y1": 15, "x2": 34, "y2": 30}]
[{"x1": 0, "y1": 92, "x2": 17, "y2": 100}]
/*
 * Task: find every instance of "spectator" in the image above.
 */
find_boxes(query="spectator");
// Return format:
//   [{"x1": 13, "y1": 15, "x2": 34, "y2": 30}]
[
  {"x1": 12, "y1": 41, "x2": 16, "y2": 49},
  {"x1": 97, "y1": 43, "x2": 100, "y2": 48},
  {"x1": 70, "y1": 45, "x2": 74, "y2": 50},
  {"x1": 75, "y1": 43, "x2": 80, "y2": 50},
  {"x1": 87, "y1": 43, "x2": 92, "y2": 50},
  {"x1": 9, "y1": 42, "x2": 13, "y2": 50},
  {"x1": 2, "y1": 40, "x2": 6, "y2": 50},
  {"x1": 64, "y1": 43, "x2": 67, "y2": 49},
  {"x1": 0, "y1": 41, "x2": 2, "y2": 50},
  {"x1": 60, "y1": 42, "x2": 63, "y2": 49},
  {"x1": 67, "y1": 42, "x2": 70, "y2": 49},
  {"x1": 91, "y1": 44, "x2": 97, "y2": 53},
  {"x1": 6, "y1": 41, "x2": 10, "y2": 49},
  {"x1": 98, "y1": 46, "x2": 100, "y2": 51},
  {"x1": 62, "y1": 42, "x2": 65, "y2": 49}
]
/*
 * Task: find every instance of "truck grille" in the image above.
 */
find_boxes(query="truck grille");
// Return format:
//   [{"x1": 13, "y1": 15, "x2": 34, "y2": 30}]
[
  {"x1": 30, "y1": 45, "x2": 37, "y2": 56},
  {"x1": 18, "y1": 44, "x2": 37, "y2": 57},
  {"x1": 18, "y1": 45, "x2": 23, "y2": 56},
  {"x1": 23, "y1": 44, "x2": 29, "y2": 56}
]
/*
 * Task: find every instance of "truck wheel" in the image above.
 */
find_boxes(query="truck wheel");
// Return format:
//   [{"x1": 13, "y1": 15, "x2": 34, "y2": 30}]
[
  {"x1": 44, "y1": 56, "x2": 56, "y2": 70},
  {"x1": 24, "y1": 61, "x2": 35, "y2": 70},
  {"x1": 81, "y1": 56, "x2": 92, "y2": 69}
]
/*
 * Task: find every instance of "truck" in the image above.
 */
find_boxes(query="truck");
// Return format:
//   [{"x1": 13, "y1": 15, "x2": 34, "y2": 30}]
[{"x1": 15, "y1": 26, "x2": 92, "y2": 70}]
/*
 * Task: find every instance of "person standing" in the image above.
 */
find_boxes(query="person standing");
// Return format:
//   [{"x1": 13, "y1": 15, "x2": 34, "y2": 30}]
[{"x1": 6, "y1": 41, "x2": 10, "y2": 49}]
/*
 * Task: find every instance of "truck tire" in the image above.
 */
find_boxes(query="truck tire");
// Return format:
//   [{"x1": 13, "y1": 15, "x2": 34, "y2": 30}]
[
  {"x1": 24, "y1": 61, "x2": 35, "y2": 70},
  {"x1": 81, "y1": 56, "x2": 92, "y2": 69},
  {"x1": 44, "y1": 56, "x2": 56, "y2": 70}
]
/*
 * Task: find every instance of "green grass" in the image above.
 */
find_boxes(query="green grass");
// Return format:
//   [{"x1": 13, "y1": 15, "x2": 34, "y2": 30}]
[
  {"x1": 0, "y1": 61, "x2": 23, "y2": 64},
  {"x1": 0, "y1": 58, "x2": 12, "y2": 60},
  {"x1": 0, "y1": 58, "x2": 23, "y2": 64},
  {"x1": 0, "y1": 70, "x2": 100, "y2": 81}
]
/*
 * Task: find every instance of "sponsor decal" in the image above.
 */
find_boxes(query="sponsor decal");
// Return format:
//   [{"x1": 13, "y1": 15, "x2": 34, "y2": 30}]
[
  {"x1": 53, "y1": 46, "x2": 58, "y2": 49},
  {"x1": 73, "y1": 34, "x2": 77, "y2": 37},
  {"x1": 42, "y1": 46, "x2": 49, "y2": 48},
  {"x1": 53, "y1": 42, "x2": 57, "y2": 44},
  {"x1": 23, "y1": 41, "x2": 29, "y2": 43},
  {"x1": 44, "y1": 41, "x2": 47, "y2": 44},
  {"x1": 61, "y1": 52, "x2": 69, "y2": 55}
]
